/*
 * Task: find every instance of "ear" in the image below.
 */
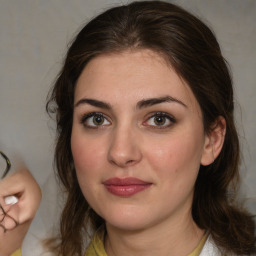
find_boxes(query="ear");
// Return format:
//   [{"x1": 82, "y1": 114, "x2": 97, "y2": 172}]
[{"x1": 200, "y1": 116, "x2": 226, "y2": 166}]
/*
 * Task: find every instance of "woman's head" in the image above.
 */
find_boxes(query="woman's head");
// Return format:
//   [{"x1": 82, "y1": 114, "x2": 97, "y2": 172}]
[
  {"x1": 47, "y1": 1, "x2": 253, "y2": 255},
  {"x1": 71, "y1": 49, "x2": 226, "y2": 232}
]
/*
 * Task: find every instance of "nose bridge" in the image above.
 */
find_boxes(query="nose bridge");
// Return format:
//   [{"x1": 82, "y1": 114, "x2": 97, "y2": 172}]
[{"x1": 107, "y1": 121, "x2": 142, "y2": 167}]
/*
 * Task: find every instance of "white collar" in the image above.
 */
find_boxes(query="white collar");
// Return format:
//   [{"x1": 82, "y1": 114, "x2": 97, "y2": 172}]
[{"x1": 199, "y1": 235, "x2": 222, "y2": 256}]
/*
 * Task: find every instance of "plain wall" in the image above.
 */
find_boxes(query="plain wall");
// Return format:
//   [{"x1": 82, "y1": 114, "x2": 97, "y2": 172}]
[{"x1": 0, "y1": 0, "x2": 255, "y2": 255}]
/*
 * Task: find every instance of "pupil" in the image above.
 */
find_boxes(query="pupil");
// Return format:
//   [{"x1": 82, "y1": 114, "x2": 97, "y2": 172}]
[
  {"x1": 154, "y1": 116, "x2": 165, "y2": 125},
  {"x1": 93, "y1": 115, "x2": 103, "y2": 125}
]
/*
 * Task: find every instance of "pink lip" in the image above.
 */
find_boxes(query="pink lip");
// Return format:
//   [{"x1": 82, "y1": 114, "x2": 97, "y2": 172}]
[{"x1": 103, "y1": 177, "x2": 152, "y2": 197}]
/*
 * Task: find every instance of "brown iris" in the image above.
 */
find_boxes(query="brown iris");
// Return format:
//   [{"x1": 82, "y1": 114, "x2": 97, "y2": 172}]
[
  {"x1": 93, "y1": 115, "x2": 104, "y2": 126},
  {"x1": 154, "y1": 115, "x2": 166, "y2": 126}
]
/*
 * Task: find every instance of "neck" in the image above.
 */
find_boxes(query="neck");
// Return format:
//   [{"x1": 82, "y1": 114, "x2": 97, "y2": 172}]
[{"x1": 105, "y1": 209, "x2": 204, "y2": 256}]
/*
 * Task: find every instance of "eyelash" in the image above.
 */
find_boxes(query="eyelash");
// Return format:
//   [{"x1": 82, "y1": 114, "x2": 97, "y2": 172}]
[
  {"x1": 80, "y1": 112, "x2": 111, "y2": 129},
  {"x1": 143, "y1": 112, "x2": 176, "y2": 129},
  {"x1": 80, "y1": 112, "x2": 176, "y2": 129}
]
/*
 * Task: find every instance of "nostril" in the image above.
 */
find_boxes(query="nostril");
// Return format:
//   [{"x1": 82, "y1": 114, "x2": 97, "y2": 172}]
[{"x1": 107, "y1": 134, "x2": 143, "y2": 167}]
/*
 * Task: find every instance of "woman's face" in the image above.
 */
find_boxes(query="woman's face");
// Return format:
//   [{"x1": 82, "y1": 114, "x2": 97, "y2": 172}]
[{"x1": 71, "y1": 49, "x2": 210, "y2": 231}]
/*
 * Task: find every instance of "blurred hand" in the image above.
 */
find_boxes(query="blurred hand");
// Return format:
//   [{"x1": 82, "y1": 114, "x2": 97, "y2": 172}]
[{"x1": 0, "y1": 168, "x2": 41, "y2": 256}]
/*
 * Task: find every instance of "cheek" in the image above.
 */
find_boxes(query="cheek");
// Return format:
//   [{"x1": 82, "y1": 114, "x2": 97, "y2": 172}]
[
  {"x1": 71, "y1": 129, "x2": 106, "y2": 175},
  {"x1": 71, "y1": 130, "x2": 105, "y2": 202},
  {"x1": 145, "y1": 130, "x2": 204, "y2": 179}
]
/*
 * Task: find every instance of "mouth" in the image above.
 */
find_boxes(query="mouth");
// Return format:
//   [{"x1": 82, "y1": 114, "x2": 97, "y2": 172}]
[{"x1": 102, "y1": 177, "x2": 152, "y2": 197}]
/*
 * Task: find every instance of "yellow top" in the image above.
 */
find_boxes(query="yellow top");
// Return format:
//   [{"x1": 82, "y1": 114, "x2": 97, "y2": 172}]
[
  {"x1": 85, "y1": 230, "x2": 208, "y2": 256},
  {"x1": 10, "y1": 249, "x2": 22, "y2": 256},
  {"x1": 11, "y1": 231, "x2": 208, "y2": 256}
]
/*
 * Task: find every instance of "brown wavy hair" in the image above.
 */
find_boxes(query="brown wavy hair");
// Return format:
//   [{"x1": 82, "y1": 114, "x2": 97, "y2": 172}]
[{"x1": 46, "y1": 1, "x2": 255, "y2": 255}]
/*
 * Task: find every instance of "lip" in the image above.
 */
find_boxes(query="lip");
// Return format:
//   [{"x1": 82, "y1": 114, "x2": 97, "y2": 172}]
[{"x1": 103, "y1": 177, "x2": 152, "y2": 197}]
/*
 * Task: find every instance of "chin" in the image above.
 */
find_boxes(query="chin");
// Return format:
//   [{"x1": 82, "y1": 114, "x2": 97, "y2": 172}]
[
  {"x1": 103, "y1": 208, "x2": 154, "y2": 232},
  {"x1": 107, "y1": 219, "x2": 149, "y2": 232}
]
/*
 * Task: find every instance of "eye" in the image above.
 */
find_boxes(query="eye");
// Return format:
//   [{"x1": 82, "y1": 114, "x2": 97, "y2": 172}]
[
  {"x1": 143, "y1": 112, "x2": 176, "y2": 128},
  {"x1": 81, "y1": 112, "x2": 111, "y2": 128}
]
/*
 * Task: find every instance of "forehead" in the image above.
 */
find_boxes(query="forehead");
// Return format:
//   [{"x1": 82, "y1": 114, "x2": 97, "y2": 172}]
[{"x1": 75, "y1": 49, "x2": 199, "y2": 111}]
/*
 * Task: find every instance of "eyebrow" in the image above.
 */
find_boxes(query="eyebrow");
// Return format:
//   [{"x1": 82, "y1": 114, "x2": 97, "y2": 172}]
[
  {"x1": 74, "y1": 96, "x2": 187, "y2": 109},
  {"x1": 137, "y1": 96, "x2": 187, "y2": 109},
  {"x1": 75, "y1": 98, "x2": 111, "y2": 109}
]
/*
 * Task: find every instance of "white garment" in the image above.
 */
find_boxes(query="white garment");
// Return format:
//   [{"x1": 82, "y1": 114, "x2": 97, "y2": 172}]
[{"x1": 200, "y1": 236, "x2": 222, "y2": 256}]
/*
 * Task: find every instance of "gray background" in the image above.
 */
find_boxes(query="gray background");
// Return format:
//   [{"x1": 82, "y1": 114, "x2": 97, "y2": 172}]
[{"x1": 0, "y1": 0, "x2": 255, "y2": 255}]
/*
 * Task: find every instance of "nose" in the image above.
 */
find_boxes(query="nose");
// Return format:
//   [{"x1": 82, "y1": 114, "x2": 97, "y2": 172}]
[{"x1": 107, "y1": 126, "x2": 142, "y2": 168}]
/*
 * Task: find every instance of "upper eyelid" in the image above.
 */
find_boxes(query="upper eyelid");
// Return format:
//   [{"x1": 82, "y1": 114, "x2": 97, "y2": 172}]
[
  {"x1": 81, "y1": 112, "x2": 111, "y2": 124},
  {"x1": 144, "y1": 112, "x2": 176, "y2": 125},
  {"x1": 81, "y1": 112, "x2": 108, "y2": 120},
  {"x1": 143, "y1": 113, "x2": 176, "y2": 130},
  {"x1": 80, "y1": 113, "x2": 111, "y2": 128},
  {"x1": 146, "y1": 111, "x2": 176, "y2": 120}
]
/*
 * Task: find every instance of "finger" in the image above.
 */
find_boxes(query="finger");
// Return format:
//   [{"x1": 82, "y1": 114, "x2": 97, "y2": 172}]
[
  {"x1": 0, "y1": 203, "x2": 19, "y2": 230},
  {"x1": 0, "y1": 201, "x2": 19, "y2": 229},
  {"x1": 0, "y1": 214, "x2": 18, "y2": 231},
  {"x1": 0, "y1": 168, "x2": 41, "y2": 224},
  {"x1": 0, "y1": 196, "x2": 18, "y2": 213},
  {"x1": 0, "y1": 219, "x2": 31, "y2": 255},
  {"x1": 0, "y1": 168, "x2": 28, "y2": 197},
  {"x1": 0, "y1": 202, "x2": 11, "y2": 214},
  {"x1": 0, "y1": 223, "x2": 6, "y2": 234}
]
